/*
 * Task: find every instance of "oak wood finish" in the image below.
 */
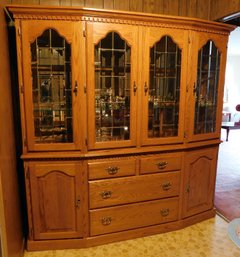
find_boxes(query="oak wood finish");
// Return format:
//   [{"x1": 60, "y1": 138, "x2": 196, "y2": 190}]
[
  {"x1": 27, "y1": 162, "x2": 85, "y2": 240},
  {"x1": 182, "y1": 147, "x2": 218, "y2": 218},
  {"x1": 140, "y1": 153, "x2": 182, "y2": 174},
  {"x1": 25, "y1": 209, "x2": 215, "y2": 251},
  {"x1": 90, "y1": 197, "x2": 179, "y2": 236},
  {"x1": 87, "y1": 21, "x2": 138, "y2": 149},
  {"x1": 7, "y1": 5, "x2": 234, "y2": 251},
  {"x1": 88, "y1": 158, "x2": 137, "y2": 180},
  {"x1": 21, "y1": 20, "x2": 85, "y2": 151},
  {"x1": 141, "y1": 27, "x2": 188, "y2": 146},
  {"x1": 89, "y1": 171, "x2": 180, "y2": 208},
  {"x1": 185, "y1": 30, "x2": 229, "y2": 143}
]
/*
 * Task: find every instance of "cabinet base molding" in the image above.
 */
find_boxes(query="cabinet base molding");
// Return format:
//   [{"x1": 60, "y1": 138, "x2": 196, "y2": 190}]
[{"x1": 26, "y1": 209, "x2": 215, "y2": 251}]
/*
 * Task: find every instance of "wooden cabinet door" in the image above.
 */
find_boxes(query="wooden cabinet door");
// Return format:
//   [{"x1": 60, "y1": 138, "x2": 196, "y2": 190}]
[
  {"x1": 27, "y1": 162, "x2": 84, "y2": 240},
  {"x1": 140, "y1": 27, "x2": 188, "y2": 146},
  {"x1": 186, "y1": 31, "x2": 229, "y2": 142},
  {"x1": 86, "y1": 22, "x2": 138, "y2": 149},
  {"x1": 20, "y1": 20, "x2": 86, "y2": 151},
  {"x1": 182, "y1": 147, "x2": 218, "y2": 218}
]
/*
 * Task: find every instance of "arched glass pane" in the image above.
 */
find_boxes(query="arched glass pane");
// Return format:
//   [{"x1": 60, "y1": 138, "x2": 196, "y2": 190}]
[
  {"x1": 148, "y1": 36, "x2": 181, "y2": 138},
  {"x1": 31, "y1": 29, "x2": 72, "y2": 143},
  {"x1": 194, "y1": 41, "x2": 221, "y2": 134},
  {"x1": 94, "y1": 32, "x2": 131, "y2": 142}
]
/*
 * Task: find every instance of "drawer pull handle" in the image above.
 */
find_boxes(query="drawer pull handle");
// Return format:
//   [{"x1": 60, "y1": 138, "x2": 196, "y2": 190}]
[
  {"x1": 101, "y1": 217, "x2": 112, "y2": 226},
  {"x1": 156, "y1": 161, "x2": 168, "y2": 169},
  {"x1": 105, "y1": 166, "x2": 119, "y2": 175},
  {"x1": 160, "y1": 208, "x2": 170, "y2": 217},
  {"x1": 161, "y1": 182, "x2": 171, "y2": 191},
  {"x1": 100, "y1": 190, "x2": 112, "y2": 199}
]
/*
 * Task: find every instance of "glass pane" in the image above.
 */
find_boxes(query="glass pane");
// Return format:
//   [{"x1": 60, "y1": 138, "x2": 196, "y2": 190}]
[
  {"x1": 148, "y1": 36, "x2": 181, "y2": 138},
  {"x1": 194, "y1": 41, "x2": 221, "y2": 134},
  {"x1": 31, "y1": 29, "x2": 73, "y2": 143},
  {"x1": 95, "y1": 32, "x2": 131, "y2": 142}
]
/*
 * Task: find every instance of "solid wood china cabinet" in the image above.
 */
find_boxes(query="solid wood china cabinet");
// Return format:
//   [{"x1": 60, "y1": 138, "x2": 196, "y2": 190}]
[{"x1": 7, "y1": 5, "x2": 234, "y2": 251}]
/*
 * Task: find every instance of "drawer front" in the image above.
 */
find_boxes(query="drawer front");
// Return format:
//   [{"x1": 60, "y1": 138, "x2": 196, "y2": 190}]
[
  {"x1": 140, "y1": 153, "x2": 182, "y2": 174},
  {"x1": 88, "y1": 158, "x2": 136, "y2": 180},
  {"x1": 90, "y1": 198, "x2": 179, "y2": 236},
  {"x1": 89, "y1": 171, "x2": 180, "y2": 208}
]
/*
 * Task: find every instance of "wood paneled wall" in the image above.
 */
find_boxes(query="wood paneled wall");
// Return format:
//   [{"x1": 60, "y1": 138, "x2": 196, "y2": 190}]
[
  {"x1": 9, "y1": 0, "x2": 211, "y2": 19},
  {"x1": 0, "y1": 1, "x2": 24, "y2": 257}
]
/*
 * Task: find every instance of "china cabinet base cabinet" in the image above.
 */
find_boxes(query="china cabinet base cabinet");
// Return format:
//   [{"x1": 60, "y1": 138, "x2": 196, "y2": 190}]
[{"x1": 7, "y1": 5, "x2": 234, "y2": 251}]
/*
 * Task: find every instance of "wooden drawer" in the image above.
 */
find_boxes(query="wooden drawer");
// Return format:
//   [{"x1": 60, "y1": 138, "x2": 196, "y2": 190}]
[
  {"x1": 140, "y1": 153, "x2": 182, "y2": 174},
  {"x1": 89, "y1": 171, "x2": 180, "y2": 208},
  {"x1": 88, "y1": 158, "x2": 136, "y2": 180},
  {"x1": 90, "y1": 197, "x2": 179, "y2": 236}
]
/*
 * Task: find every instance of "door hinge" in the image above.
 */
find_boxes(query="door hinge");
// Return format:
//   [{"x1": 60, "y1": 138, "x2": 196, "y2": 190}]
[
  {"x1": 84, "y1": 84, "x2": 87, "y2": 94},
  {"x1": 188, "y1": 35, "x2": 191, "y2": 44},
  {"x1": 18, "y1": 28, "x2": 21, "y2": 36},
  {"x1": 20, "y1": 85, "x2": 24, "y2": 94},
  {"x1": 83, "y1": 27, "x2": 86, "y2": 37}
]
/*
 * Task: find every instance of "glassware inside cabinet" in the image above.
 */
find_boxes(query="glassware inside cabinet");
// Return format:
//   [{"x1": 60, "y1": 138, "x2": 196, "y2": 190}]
[
  {"x1": 94, "y1": 32, "x2": 131, "y2": 142},
  {"x1": 31, "y1": 29, "x2": 73, "y2": 143},
  {"x1": 194, "y1": 41, "x2": 221, "y2": 134},
  {"x1": 148, "y1": 36, "x2": 181, "y2": 138}
]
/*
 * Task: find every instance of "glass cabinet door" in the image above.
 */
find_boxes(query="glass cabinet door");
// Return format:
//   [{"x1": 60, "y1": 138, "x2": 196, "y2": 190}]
[
  {"x1": 187, "y1": 32, "x2": 228, "y2": 142},
  {"x1": 194, "y1": 41, "x2": 220, "y2": 135},
  {"x1": 87, "y1": 23, "x2": 138, "y2": 149},
  {"x1": 21, "y1": 21, "x2": 84, "y2": 151},
  {"x1": 31, "y1": 29, "x2": 72, "y2": 144},
  {"x1": 141, "y1": 28, "x2": 188, "y2": 145}
]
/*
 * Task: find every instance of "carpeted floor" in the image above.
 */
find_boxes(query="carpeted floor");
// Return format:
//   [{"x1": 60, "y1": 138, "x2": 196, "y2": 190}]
[{"x1": 215, "y1": 129, "x2": 240, "y2": 221}]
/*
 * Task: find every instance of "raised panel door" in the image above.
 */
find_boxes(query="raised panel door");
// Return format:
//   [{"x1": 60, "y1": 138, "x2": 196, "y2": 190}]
[
  {"x1": 86, "y1": 22, "x2": 138, "y2": 149},
  {"x1": 28, "y1": 162, "x2": 84, "y2": 240},
  {"x1": 21, "y1": 20, "x2": 86, "y2": 151},
  {"x1": 182, "y1": 147, "x2": 218, "y2": 218},
  {"x1": 141, "y1": 27, "x2": 188, "y2": 145}
]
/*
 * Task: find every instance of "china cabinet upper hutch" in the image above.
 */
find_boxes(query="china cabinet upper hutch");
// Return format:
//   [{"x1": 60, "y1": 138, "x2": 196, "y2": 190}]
[{"x1": 7, "y1": 5, "x2": 234, "y2": 251}]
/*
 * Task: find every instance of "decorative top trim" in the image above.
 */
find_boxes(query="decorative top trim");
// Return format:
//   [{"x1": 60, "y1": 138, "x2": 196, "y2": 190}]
[{"x1": 7, "y1": 5, "x2": 235, "y2": 35}]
